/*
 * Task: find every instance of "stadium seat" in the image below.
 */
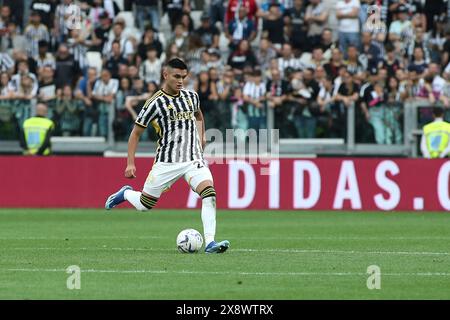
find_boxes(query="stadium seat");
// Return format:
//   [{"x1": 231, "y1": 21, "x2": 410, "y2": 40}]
[
  {"x1": 116, "y1": 11, "x2": 135, "y2": 29},
  {"x1": 85, "y1": 51, "x2": 103, "y2": 74}
]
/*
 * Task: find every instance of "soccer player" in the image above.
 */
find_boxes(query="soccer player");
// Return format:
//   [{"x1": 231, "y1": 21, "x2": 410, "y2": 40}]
[{"x1": 105, "y1": 58, "x2": 230, "y2": 254}]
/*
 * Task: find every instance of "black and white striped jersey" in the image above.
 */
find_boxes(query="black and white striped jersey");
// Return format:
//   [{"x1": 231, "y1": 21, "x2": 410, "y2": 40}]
[{"x1": 135, "y1": 88, "x2": 203, "y2": 163}]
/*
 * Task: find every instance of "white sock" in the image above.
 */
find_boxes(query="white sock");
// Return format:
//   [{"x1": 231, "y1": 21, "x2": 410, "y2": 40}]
[
  {"x1": 201, "y1": 196, "x2": 216, "y2": 245},
  {"x1": 124, "y1": 190, "x2": 147, "y2": 211}
]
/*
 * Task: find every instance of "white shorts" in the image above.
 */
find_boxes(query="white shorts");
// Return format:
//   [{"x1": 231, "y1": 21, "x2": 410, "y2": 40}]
[{"x1": 142, "y1": 160, "x2": 213, "y2": 198}]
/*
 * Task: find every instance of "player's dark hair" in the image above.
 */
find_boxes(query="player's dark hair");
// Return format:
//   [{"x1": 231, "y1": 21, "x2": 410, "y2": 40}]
[
  {"x1": 433, "y1": 107, "x2": 444, "y2": 118},
  {"x1": 166, "y1": 58, "x2": 188, "y2": 71}
]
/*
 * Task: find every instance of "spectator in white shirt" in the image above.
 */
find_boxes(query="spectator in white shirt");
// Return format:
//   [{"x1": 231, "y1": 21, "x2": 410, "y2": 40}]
[
  {"x1": 90, "y1": 68, "x2": 119, "y2": 138},
  {"x1": 336, "y1": 0, "x2": 361, "y2": 58}
]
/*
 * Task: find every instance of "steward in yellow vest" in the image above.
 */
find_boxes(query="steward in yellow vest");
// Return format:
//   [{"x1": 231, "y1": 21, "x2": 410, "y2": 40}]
[
  {"x1": 21, "y1": 103, "x2": 55, "y2": 156},
  {"x1": 421, "y1": 107, "x2": 450, "y2": 159}
]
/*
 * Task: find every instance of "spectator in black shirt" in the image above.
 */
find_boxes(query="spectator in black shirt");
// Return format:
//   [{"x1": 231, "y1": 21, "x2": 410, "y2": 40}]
[
  {"x1": 137, "y1": 26, "x2": 163, "y2": 63},
  {"x1": 284, "y1": 0, "x2": 307, "y2": 52},
  {"x1": 90, "y1": 12, "x2": 112, "y2": 52},
  {"x1": 262, "y1": 3, "x2": 285, "y2": 50},
  {"x1": 227, "y1": 40, "x2": 258, "y2": 71},
  {"x1": 104, "y1": 40, "x2": 128, "y2": 80},
  {"x1": 54, "y1": 43, "x2": 80, "y2": 89},
  {"x1": 194, "y1": 12, "x2": 220, "y2": 49}
]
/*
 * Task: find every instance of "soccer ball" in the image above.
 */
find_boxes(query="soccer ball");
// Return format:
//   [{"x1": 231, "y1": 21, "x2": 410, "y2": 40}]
[{"x1": 176, "y1": 229, "x2": 203, "y2": 253}]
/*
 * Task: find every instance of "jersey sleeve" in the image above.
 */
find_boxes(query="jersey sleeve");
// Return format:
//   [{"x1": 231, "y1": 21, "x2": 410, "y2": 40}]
[
  {"x1": 135, "y1": 96, "x2": 160, "y2": 128},
  {"x1": 193, "y1": 91, "x2": 201, "y2": 113}
]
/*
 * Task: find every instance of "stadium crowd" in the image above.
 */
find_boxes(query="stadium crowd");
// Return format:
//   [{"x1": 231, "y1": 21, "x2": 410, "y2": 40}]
[{"x1": 1, "y1": 0, "x2": 450, "y2": 145}]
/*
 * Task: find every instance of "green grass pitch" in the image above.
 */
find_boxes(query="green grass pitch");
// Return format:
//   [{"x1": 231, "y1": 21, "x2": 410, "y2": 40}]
[{"x1": 0, "y1": 209, "x2": 449, "y2": 299}]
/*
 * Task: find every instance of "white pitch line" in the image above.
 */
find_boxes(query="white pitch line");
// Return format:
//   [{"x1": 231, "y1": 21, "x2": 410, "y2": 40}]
[
  {"x1": 235, "y1": 248, "x2": 450, "y2": 256},
  {"x1": 3, "y1": 247, "x2": 450, "y2": 256},
  {"x1": 3, "y1": 268, "x2": 450, "y2": 277},
  {"x1": 2, "y1": 236, "x2": 450, "y2": 241}
]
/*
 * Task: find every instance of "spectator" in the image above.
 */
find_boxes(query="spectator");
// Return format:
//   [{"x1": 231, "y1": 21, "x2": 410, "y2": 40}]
[
  {"x1": 0, "y1": 4, "x2": 14, "y2": 30},
  {"x1": 194, "y1": 12, "x2": 220, "y2": 49},
  {"x1": 216, "y1": 68, "x2": 236, "y2": 134},
  {"x1": 139, "y1": 47, "x2": 162, "y2": 85},
  {"x1": 53, "y1": 84, "x2": 83, "y2": 136},
  {"x1": 324, "y1": 48, "x2": 344, "y2": 80},
  {"x1": 90, "y1": 12, "x2": 112, "y2": 52},
  {"x1": 194, "y1": 70, "x2": 219, "y2": 130},
  {"x1": 11, "y1": 60, "x2": 39, "y2": 98},
  {"x1": 297, "y1": 68, "x2": 321, "y2": 138},
  {"x1": 230, "y1": 86, "x2": 248, "y2": 142},
  {"x1": 336, "y1": 0, "x2": 361, "y2": 57},
  {"x1": 284, "y1": 0, "x2": 307, "y2": 52},
  {"x1": 37, "y1": 65, "x2": 57, "y2": 104},
  {"x1": 360, "y1": 32, "x2": 383, "y2": 72},
  {"x1": 227, "y1": 39, "x2": 258, "y2": 71},
  {"x1": 54, "y1": 43, "x2": 80, "y2": 89},
  {"x1": 66, "y1": 28, "x2": 89, "y2": 72},
  {"x1": 105, "y1": 40, "x2": 128, "y2": 80},
  {"x1": 103, "y1": 20, "x2": 135, "y2": 62},
  {"x1": 1, "y1": 21, "x2": 27, "y2": 55},
  {"x1": 385, "y1": 76, "x2": 404, "y2": 144},
  {"x1": 0, "y1": 71, "x2": 14, "y2": 100},
  {"x1": 184, "y1": 34, "x2": 204, "y2": 76},
  {"x1": 262, "y1": 3, "x2": 285, "y2": 50},
  {"x1": 89, "y1": 0, "x2": 107, "y2": 30},
  {"x1": 164, "y1": 0, "x2": 191, "y2": 31},
  {"x1": 114, "y1": 77, "x2": 133, "y2": 139},
  {"x1": 35, "y1": 40, "x2": 56, "y2": 72},
  {"x1": 381, "y1": 42, "x2": 403, "y2": 78},
  {"x1": 20, "y1": 102, "x2": 54, "y2": 155},
  {"x1": 24, "y1": 10, "x2": 50, "y2": 59},
  {"x1": 408, "y1": 46, "x2": 428, "y2": 76},
  {"x1": 137, "y1": 26, "x2": 163, "y2": 62},
  {"x1": 300, "y1": 46, "x2": 328, "y2": 70},
  {"x1": 316, "y1": 75, "x2": 335, "y2": 136},
  {"x1": 277, "y1": 43, "x2": 303, "y2": 78},
  {"x1": 318, "y1": 28, "x2": 337, "y2": 61},
  {"x1": 344, "y1": 45, "x2": 366, "y2": 84},
  {"x1": 164, "y1": 42, "x2": 182, "y2": 62},
  {"x1": 388, "y1": 5, "x2": 412, "y2": 43},
  {"x1": 0, "y1": 51, "x2": 14, "y2": 74},
  {"x1": 180, "y1": 12, "x2": 194, "y2": 36},
  {"x1": 0, "y1": 71, "x2": 15, "y2": 138},
  {"x1": 225, "y1": 0, "x2": 259, "y2": 26},
  {"x1": 406, "y1": 26, "x2": 431, "y2": 65},
  {"x1": 118, "y1": 77, "x2": 150, "y2": 140},
  {"x1": 168, "y1": 23, "x2": 189, "y2": 53},
  {"x1": 30, "y1": 0, "x2": 57, "y2": 31},
  {"x1": 243, "y1": 69, "x2": 267, "y2": 132},
  {"x1": 333, "y1": 68, "x2": 359, "y2": 139},
  {"x1": 305, "y1": 0, "x2": 329, "y2": 49},
  {"x1": 225, "y1": 5, "x2": 257, "y2": 49},
  {"x1": 427, "y1": 63, "x2": 448, "y2": 106},
  {"x1": 90, "y1": 68, "x2": 119, "y2": 137},
  {"x1": 421, "y1": 107, "x2": 450, "y2": 158},
  {"x1": 209, "y1": 0, "x2": 227, "y2": 28},
  {"x1": 256, "y1": 39, "x2": 277, "y2": 75},
  {"x1": 266, "y1": 67, "x2": 291, "y2": 137},
  {"x1": 134, "y1": 0, "x2": 160, "y2": 32}
]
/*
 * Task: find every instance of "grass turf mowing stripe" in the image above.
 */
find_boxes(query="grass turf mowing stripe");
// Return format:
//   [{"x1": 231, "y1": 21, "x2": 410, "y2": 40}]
[
  {"x1": 5, "y1": 268, "x2": 450, "y2": 277},
  {"x1": 3, "y1": 247, "x2": 450, "y2": 256}
]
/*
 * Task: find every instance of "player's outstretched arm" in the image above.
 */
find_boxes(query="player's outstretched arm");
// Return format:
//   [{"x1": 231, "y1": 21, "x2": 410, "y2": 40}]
[{"x1": 125, "y1": 125, "x2": 145, "y2": 178}]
